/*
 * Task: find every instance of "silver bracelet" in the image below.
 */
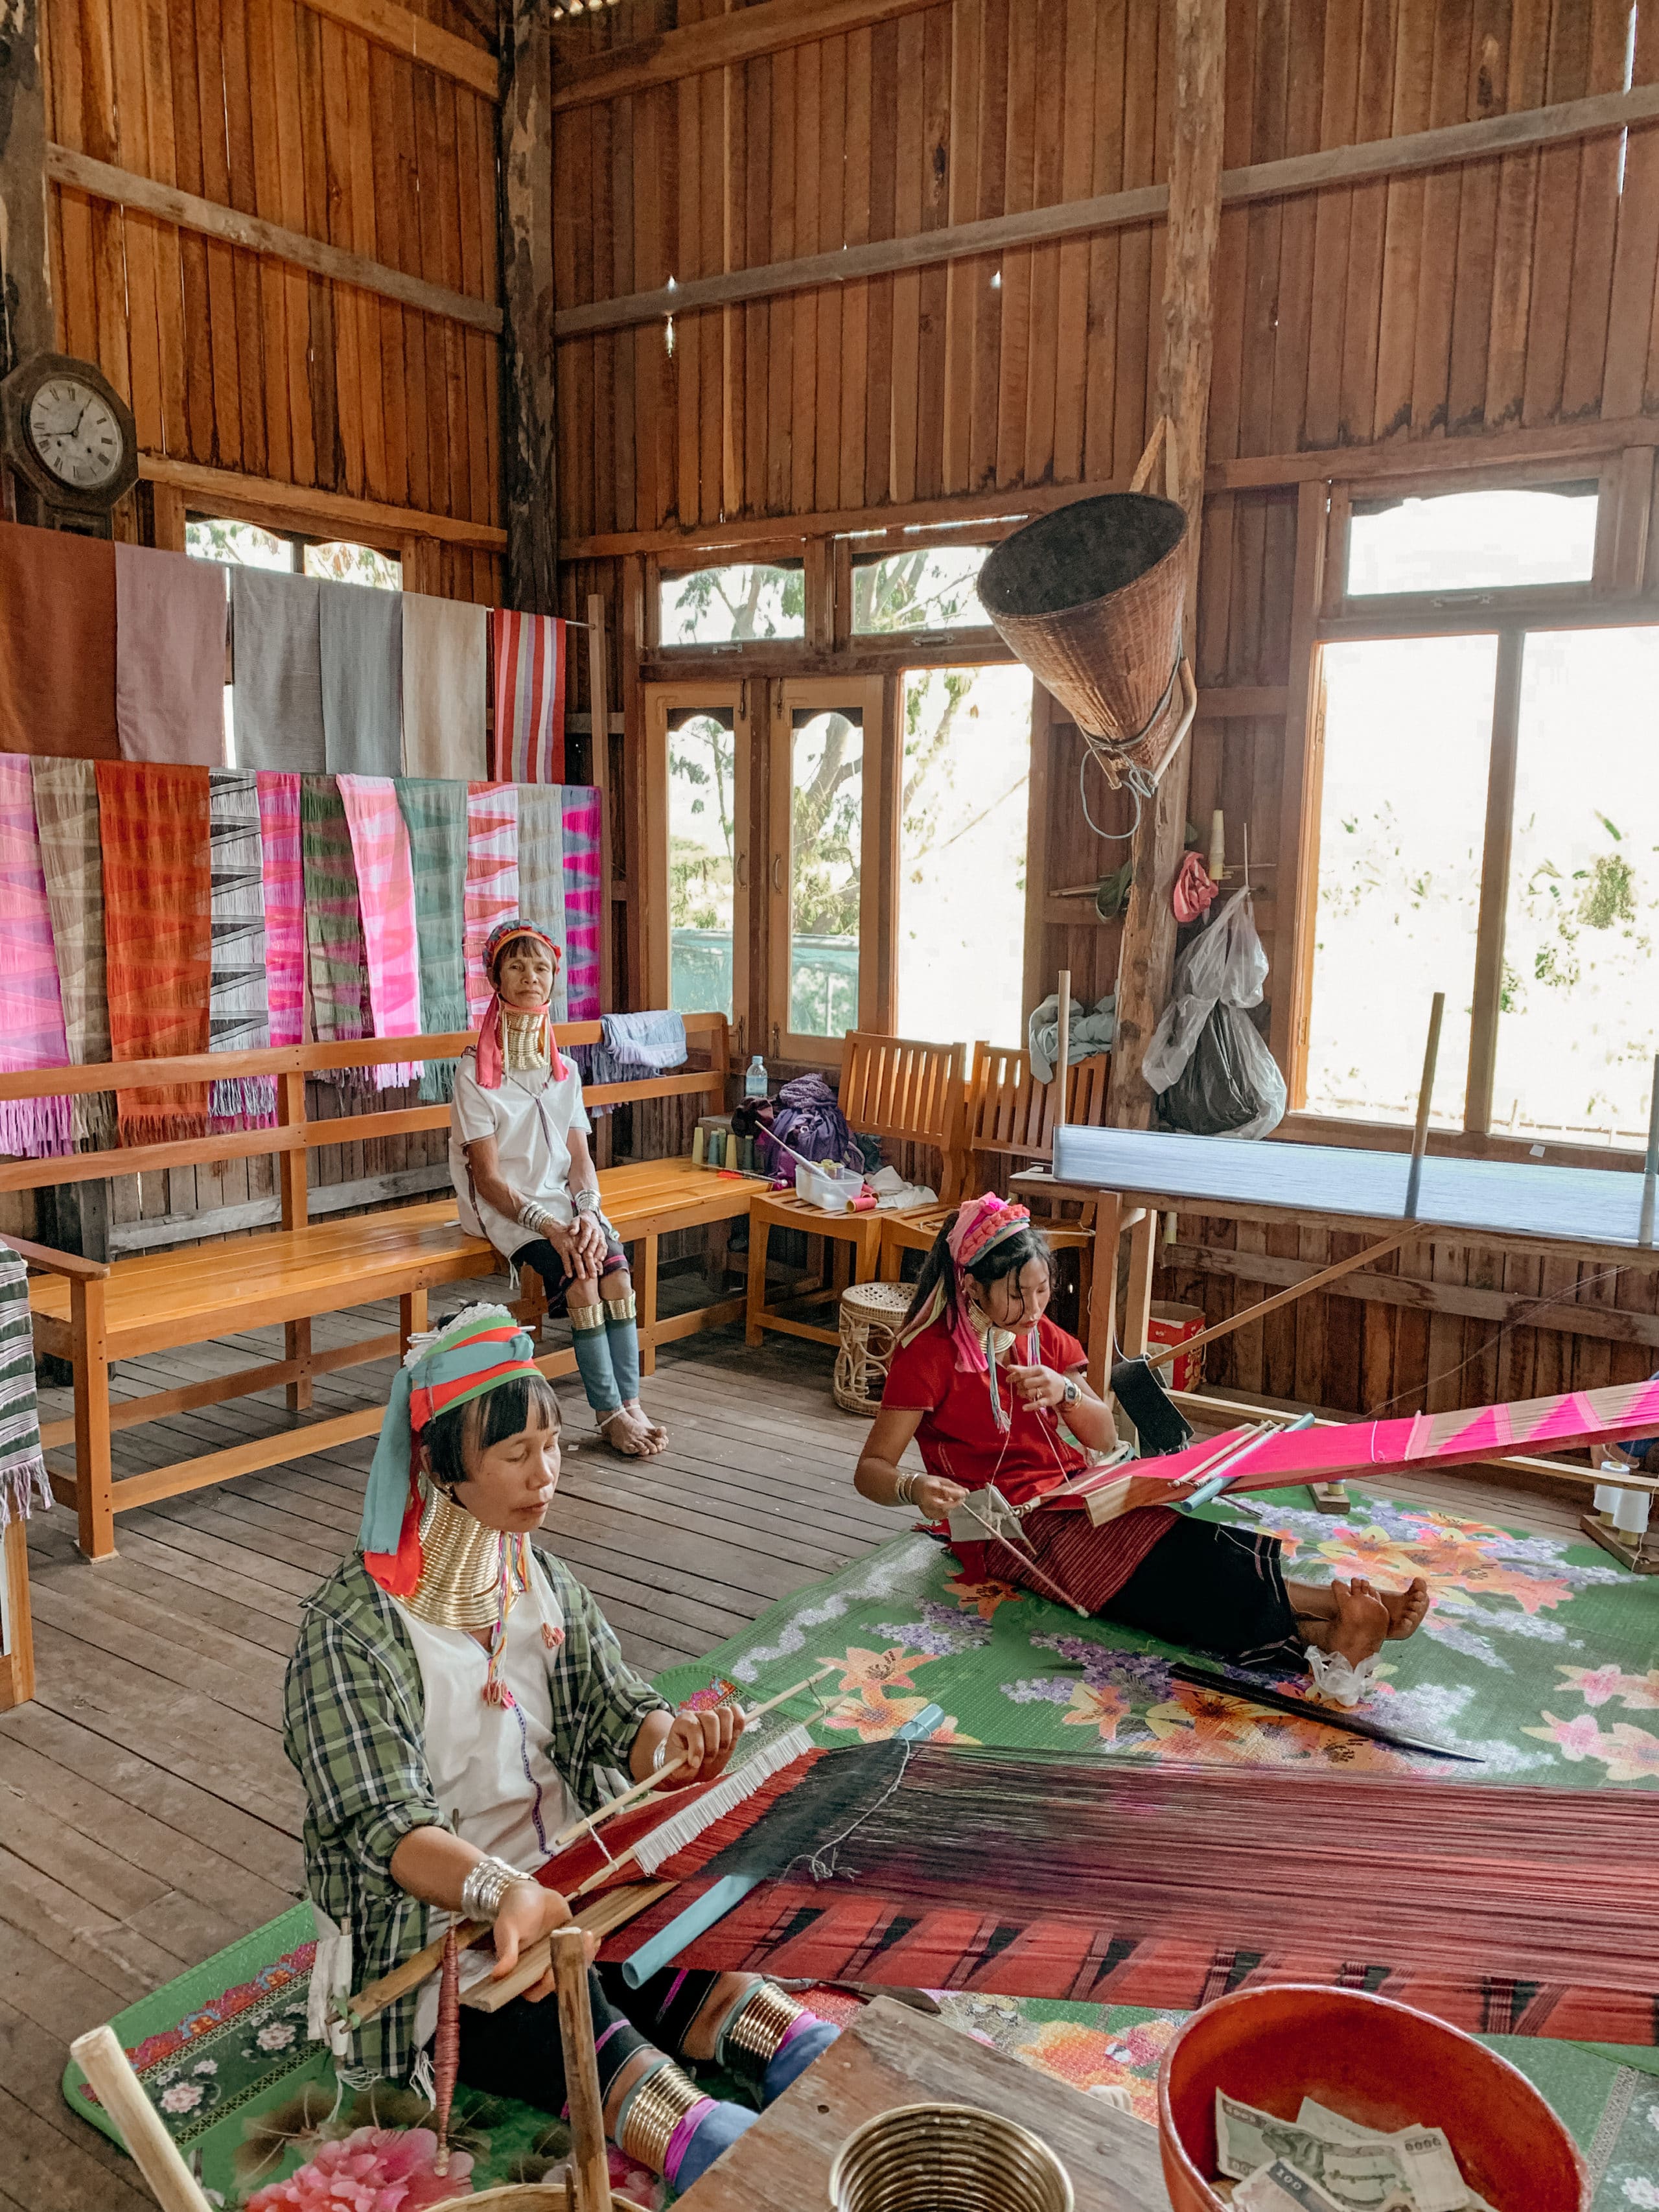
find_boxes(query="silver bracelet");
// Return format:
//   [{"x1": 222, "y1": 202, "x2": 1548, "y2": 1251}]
[
  {"x1": 516, "y1": 1198, "x2": 553, "y2": 1236},
  {"x1": 894, "y1": 1471, "x2": 918, "y2": 1508},
  {"x1": 572, "y1": 1187, "x2": 602, "y2": 1217},
  {"x1": 461, "y1": 1854, "x2": 529, "y2": 1924}
]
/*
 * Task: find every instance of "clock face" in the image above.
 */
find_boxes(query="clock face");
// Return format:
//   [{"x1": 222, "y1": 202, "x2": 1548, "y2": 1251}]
[{"x1": 27, "y1": 376, "x2": 126, "y2": 492}]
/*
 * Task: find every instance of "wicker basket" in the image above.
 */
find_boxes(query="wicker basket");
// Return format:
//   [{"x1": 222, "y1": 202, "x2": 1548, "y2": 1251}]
[
  {"x1": 979, "y1": 493, "x2": 1190, "y2": 786},
  {"x1": 430, "y1": 2187, "x2": 653, "y2": 2212},
  {"x1": 833, "y1": 1280, "x2": 915, "y2": 1415}
]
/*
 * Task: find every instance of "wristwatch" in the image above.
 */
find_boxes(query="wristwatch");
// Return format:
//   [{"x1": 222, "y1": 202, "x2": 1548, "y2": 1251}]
[{"x1": 1062, "y1": 1376, "x2": 1082, "y2": 1406}]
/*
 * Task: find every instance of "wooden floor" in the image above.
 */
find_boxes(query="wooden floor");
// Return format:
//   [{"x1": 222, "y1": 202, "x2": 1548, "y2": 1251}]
[{"x1": 0, "y1": 1281, "x2": 1583, "y2": 2212}]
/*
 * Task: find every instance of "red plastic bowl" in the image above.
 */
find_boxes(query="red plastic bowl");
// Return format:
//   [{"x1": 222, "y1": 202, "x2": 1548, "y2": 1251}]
[{"x1": 1155, "y1": 1985, "x2": 1588, "y2": 2212}]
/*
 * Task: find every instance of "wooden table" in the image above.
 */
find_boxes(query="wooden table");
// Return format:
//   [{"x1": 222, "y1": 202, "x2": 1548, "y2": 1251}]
[{"x1": 673, "y1": 1997, "x2": 1173, "y2": 2211}]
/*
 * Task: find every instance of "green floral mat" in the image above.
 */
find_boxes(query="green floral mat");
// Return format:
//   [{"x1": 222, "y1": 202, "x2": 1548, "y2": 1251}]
[{"x1": 62, "y1": 1487, "x2": 1659, "y2": 2203}]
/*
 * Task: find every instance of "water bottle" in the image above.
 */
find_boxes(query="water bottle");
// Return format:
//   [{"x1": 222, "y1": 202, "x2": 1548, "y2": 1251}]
[{"x1": 745, "y1": 1054, "x2": 769, "y2": 1101}]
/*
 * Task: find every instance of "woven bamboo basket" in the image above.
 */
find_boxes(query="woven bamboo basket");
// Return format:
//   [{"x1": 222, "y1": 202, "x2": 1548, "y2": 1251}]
[
  {"x1": 430, "y1": 2187, "x2": 652, "y2": 2211},
  {"x1": 979, "y1": 493, "x2": 1190, "y2": 787},
  {"x1": 833, "y1": 1280, "x2": 914, "y2": 1415}
]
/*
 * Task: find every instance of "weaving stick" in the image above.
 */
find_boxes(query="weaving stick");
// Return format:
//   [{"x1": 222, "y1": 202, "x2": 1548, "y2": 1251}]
[
  {"x1": 1054, "y1": 969, "x2": 1072, "y2": 1117},
  {"x1": 432, "y1": 1926, "x2": 460, "y2": 2176},
  {"x1": 69, "y1": 2025, "x2": 215, "y2": 2212},
  {"x1": 1641, "y1": 1052, "x2": 1659, "y2": 1248},
  {"x1": 1402, "y1": 990, "x2": 1444, "y2": 1222},
  {"x1": 552, "y1": 1927, "x2": 613, "y2": 2212},
  {"x1": 1142, "y1": 1231, "x2": 1413, "y2": 1371}
]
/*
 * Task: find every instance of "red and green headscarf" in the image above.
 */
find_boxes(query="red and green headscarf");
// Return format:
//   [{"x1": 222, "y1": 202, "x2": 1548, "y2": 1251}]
[{"x1": 475, "y1": 918, "x2": 570, "y2": 1088}]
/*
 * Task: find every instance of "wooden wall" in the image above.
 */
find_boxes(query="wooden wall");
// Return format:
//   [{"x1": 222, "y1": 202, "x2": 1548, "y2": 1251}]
[{"x1": 40, "y1": 0, "x2": 504, "y2": 600}]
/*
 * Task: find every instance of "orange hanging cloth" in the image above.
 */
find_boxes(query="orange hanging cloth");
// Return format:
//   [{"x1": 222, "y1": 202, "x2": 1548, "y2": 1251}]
[{"x1": 97, "y1": 762, "x2": 213, "y2": 1141}]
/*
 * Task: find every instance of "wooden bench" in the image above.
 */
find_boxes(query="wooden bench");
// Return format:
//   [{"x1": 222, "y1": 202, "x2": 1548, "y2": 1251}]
[
  {"x1": 0, "y1": 1015, "x2": 748, "y2": 1559},
  {"x1": 1, "y1": 1509, "x2": 32, "y2": 1710},
  {"x1": 746, "y1": 1031, "x2": 967, "y2": 1351}
]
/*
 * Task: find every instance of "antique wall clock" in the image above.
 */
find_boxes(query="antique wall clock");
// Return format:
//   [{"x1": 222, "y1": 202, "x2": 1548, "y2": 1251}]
[{"x1": 0, "y1": 351, "x2": 139, "y2": 536}]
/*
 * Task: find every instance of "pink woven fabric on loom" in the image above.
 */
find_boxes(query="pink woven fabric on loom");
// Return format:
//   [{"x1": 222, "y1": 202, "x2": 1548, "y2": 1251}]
[
  {"x1": 490, "y1": 611, "x2": 566, "y2": 784},
  {"x1": 464, "y1": 782, "x2": 520, "y2": 1024},
  {"x1": 561, "y1": 786, "x2": 602, "y2": 1020},
  {"x1": 256, "y1": 772, "x2": 305, "y2": 1049},
  {"x1": 0, "y1": 756, "x2": 73, "y2": 1158},
  {"x1": 338, "y1": 776, "x2": 424, "y2": 1091}
]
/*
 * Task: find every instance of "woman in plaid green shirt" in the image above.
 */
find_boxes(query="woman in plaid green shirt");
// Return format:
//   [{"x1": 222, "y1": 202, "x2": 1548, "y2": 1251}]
[{"x1": 283, "y1": 1305, "x2": 836, "y2": 2191}]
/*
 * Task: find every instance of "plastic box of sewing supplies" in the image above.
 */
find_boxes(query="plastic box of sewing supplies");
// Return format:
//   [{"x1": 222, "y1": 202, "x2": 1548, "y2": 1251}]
[{"x1": 798, "y1": 1160, "x2": 864, "y2": 1213}]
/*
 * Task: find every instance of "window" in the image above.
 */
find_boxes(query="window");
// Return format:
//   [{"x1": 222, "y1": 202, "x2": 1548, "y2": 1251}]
[
  {"x1": 896, "y1": 664, "x2": 1031, "y2": 1044},
  {"x1": 659, "y1": 563, "x2": 804, "y2": 646},
  {"x1": 186, "y1": 515, "x2": 400, "y2": 588},
  {"x1": 852, "y1": 545, "x2": 993, "y2": 633},
  {"x1": 1303, "y1": 623, "x2": 1659, "y2": 1148},
  {"x1": 667, "y1": 707, "x2": 739, "y2": 1020},
  {"x1": 768, "y1": 679, "x2": 884, "y2": 1060},
  {"x1": 1345, "y1": 483, "x2": 1597, "y2": 598}
]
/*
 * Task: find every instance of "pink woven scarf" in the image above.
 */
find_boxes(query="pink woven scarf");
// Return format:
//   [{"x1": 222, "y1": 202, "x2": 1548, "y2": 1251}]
[
  {"x1": 560, "y1": 784, "x2": 602, "y2": 1021},
  {"x1": 0, "y1": 756, "x2": 73, "y2": 1158},
  {"x1": 337, "y1": 775, "x2": 424, "y2": 1091},
  {"x1": 256, "y1": 772, "x2": 305, "y2": 1049},
  {"x1": 463, "y1": 783, "x2": 520, "y2": 1025}
]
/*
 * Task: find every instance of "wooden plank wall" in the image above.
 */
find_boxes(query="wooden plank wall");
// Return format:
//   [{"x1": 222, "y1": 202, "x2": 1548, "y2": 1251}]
[
  {"x1": 550, "y1": 0, "x2": 1659, "y2": 1421},
  {"x1": 40, "y1": 0, "x2": 503, "y2": 604}
]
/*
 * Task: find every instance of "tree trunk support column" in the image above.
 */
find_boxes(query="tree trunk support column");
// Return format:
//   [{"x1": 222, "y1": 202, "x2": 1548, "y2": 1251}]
[{"x1": 501, "y1": 1, "x2": 557, "y2": 612}]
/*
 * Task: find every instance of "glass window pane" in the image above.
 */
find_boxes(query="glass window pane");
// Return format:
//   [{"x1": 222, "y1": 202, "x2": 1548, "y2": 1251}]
[
  {"x1": 667, "y1": 710, "x2": 737, "y2": 1019},
  {"x1": 1346, "y1": 485, "x2": 1597, "y2": 597},
  {"x1": 660, "y1": 564, "x2": 804, "y2": 644},
  {"x1": 852, "y1": 545, "x2": 993, "y2": 633},
  {"x1": 304, "y1": 540, "x2": 402, "y2": 589},
  {"x1": 1490, "y1": 627, "x2": 1659, "y2": 1147},
  {"x1": 896, "y1": 664, "x2": 1030, "y2": 1043},
  {"x1": 1304, "y1": 635, "x2": 1498, "y2": 1127},
  {"x1": 789, "y1": 707, "x2": 863, "y2": 1038},
  {"x1": 186, "y1": 517, "x2": 295, "y2": 570}
]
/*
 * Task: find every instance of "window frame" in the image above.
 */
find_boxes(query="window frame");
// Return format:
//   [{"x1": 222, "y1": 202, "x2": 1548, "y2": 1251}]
[
  {"x1": 642, "y1": 680, "x2": 754, "y2": 1054},
  {"x1": 766, "y1": 675, "x2": 890, "y2": 1066},
  {"x1": 648, "y1": 545, "x2": 815, "y2": 658},
  {"x1": 183, "y1": 508, "x2": 405, "y2": 586}
]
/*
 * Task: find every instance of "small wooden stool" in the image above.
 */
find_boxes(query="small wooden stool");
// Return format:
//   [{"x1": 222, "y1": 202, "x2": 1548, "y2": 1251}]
[{"x1": 832, "y1": 1279, "x2": 914, "y2": 1415}]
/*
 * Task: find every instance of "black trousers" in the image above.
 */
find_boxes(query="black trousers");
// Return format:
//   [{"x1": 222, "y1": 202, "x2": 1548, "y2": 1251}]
[
  {"x1": 1105, "y1": 1515, "x2": 1302, "y2": 1668},
  {"x1": 457, "y1": 1962, "x2": 725, "y2": 2112}
]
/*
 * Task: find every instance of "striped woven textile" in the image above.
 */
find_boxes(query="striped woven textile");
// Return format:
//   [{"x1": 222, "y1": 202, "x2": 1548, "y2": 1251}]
[
  {"x1": 0, "y1": 756, "x2": 73, "y2": 1159},
  {"x1": 561, "y1": 784, "x2": 603, "y2": 1021},
  {"x1": 256, "y1": 773, "x2": 306, "y2": 1050},
  {"x1": 0, "y1": 1249, "x2": 48, "y2": 1531},
  {"x1": 515, "y1": 784, "x2": 569, "y2": 1021},
  {"x1": 397, "y1": 778, "x2": 470, "y2": 1104},
  {"x1": 207, "y1": 773, "x2": 277, "y2": 1130},
  {"x1": 97, "y1": 762, "x2": 213, "y2": 1143},
  {"x1": 337, "y1": 776, "x2": 424, "y2": 1091},
  {"x1": 300, "y1": 777, "x2": 372, "y2": 1088},
  {"x1": 30, "y1": 758, "x2": 115, "y2": 1152},
  {"x1": 463, "y1": 782, "x2": 520, "y2": 1025},
  {"x1": 490, "y1": 610, "x2": 566, "y2": 785}
]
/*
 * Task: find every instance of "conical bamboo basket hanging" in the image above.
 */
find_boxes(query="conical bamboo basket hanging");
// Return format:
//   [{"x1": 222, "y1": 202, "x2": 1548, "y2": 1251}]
[{"x1": 979, "y1": 493, "x2": 1193, "y2": 789}]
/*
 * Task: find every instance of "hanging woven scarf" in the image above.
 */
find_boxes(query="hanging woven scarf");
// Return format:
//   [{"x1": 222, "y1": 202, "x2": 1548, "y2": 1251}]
[
  {"x1": 300, "y1": 776, "x2": 372, "y2": 1089},
  {"x1": 0, "y1": 1250, "x2": 49, "y2": 1530},
  {"x1": 256, "y1": 772, "x2": 305, "y2": 1050},
  {"x1": 515, "y1": 784, "x2": 569, "y2": 1021},
  {"x1": 97, "y1": 761, "x2": 213, "y2": 1142},
  {"x1": 397, "y1": 777, "x2": 469, "y2": 1104},
  {"x1": 0, "y1": 756, "x2": 73, "y2": 1159},
  {"x1": 463, "y1": 782, "x2": 519, "y2": 1026},
  {"x1": 337, "y1": 775, "x2": 424, "y2": 1092},
  {"x1": 489, "y1": 609, "x2": 566, "y2": 784},
  {"x1": 29, "y1": 758, "x2": 115, "y2": 1152},
  {"x1": 208, "y1": 771, "x2": 276, "y2": 1129},
  {"x1": 561, "y1": 784, "x2": 603, "y2": 1021}
]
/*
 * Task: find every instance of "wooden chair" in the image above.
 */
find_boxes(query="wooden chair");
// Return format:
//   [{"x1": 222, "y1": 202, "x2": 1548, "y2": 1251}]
[
  {"x1": 879, "y1": 1042, "x2": 1112, "y2": 1343},
  {"x1": 745, "y1": 1030, "x2": 967, "y2": 1351}
]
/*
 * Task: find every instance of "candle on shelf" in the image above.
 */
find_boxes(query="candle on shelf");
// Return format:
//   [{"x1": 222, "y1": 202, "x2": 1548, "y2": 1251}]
[{"x1": 1209, "y1": 809, "x2": 1225, "y2": 882}]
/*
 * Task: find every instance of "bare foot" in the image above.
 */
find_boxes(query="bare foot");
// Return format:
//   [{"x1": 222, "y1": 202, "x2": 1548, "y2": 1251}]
[
  {"x1": 1314, "y1": 1578, "x2": 1390, "y2": 1667},
  {"x1": 622, "y1": 1399, "x2": 669, "y2": 1456},
  {"x1": 598, "y1": 1406, "x2": 657, "y2": 1459},
  {"x1": 1380, "y1": 1575, "x2": 1430, "y2": 1640}
]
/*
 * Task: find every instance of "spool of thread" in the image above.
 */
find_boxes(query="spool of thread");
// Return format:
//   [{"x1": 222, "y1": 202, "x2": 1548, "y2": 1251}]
[
  {"x1": 740, "y1": 1136, "x2": 755, "y2": 1173},
  {"x1": 1209, "y1": 808, "x2": 1225, "y2": 881},
  {"x1": 1612, "y1": 1488, "x2": 1652, "y2": 1536},
  {"x1": 691, "y1": 1126, "x2": 705, "y2": 1167},
  {"x1": 724, "y1": 1131, "x2": 739, "y2": 1169},
  {"x1": 1593, "y1": 1483, "x2": 1619, "y2": 1519}
]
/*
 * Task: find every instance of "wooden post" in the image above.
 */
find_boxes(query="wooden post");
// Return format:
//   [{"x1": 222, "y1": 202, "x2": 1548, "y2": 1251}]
[
  {"x1": 586, "y1": 592, "x2": 616, "y2": 1014},
  {"x1": 1641, "y1": 1053, "x2": 1659, "y2": 1249},
  {"x1": 70, "y1": 1276, "x2": 113, "y2": 1561},
  {"x1": 0, "y1": 1514, "x2": 35, "y2": 1710},
  {"x1": 551, "y1": 1927, "x2": 614, "y2": 2212},
  {"x1": 277, "y1": 1069, "x2": 313, "y2": 1411},
  {"x1": 1054, "y1": 968, "x2": 1072, "y2": 1124},
  {"x1": 69, "y1": 2026, "x2": 215, "y2": 2212},
  {"x1": 500, "y1": 0, "x2": 556, "y2": 612},
  {"x1": 1104, "y1": 0, "x2": 1226, "y2": 1130},
  {"x1": 1403, "y1": 992, "x2": 1445, "y2": 1222},
  {"x1": 0, "y1": 0, "x2": 51, "y2": 381}
]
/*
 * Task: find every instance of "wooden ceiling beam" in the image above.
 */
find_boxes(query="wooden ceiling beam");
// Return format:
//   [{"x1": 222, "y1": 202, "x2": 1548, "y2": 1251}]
[
  {"x1": 553, "y1": 0, "x2": 934, "y2": 113},
  {"x1": 137, "y1": 454, "x2": 508, "y2": 551},
  {"x1": 300, "y1": 0, "x2": 499, "y2": 100},
  {"x1": 554, "y1": 81, "x2": 1659, "y2": 340}
]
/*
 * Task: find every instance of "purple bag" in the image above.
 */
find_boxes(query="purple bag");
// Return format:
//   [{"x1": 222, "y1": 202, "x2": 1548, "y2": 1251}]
[{"x1": 762, "y1": 1073, "x2": 863, "y2": 1187}]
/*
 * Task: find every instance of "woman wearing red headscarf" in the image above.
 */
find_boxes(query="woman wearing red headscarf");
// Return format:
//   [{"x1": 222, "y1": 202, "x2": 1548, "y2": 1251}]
[
  {"x1": 450, "y1": 919, "x2": 666, "y2": 1459},
  {"x1": 856, "y1": 1195, "x2": 1428, "y2": 1684}
]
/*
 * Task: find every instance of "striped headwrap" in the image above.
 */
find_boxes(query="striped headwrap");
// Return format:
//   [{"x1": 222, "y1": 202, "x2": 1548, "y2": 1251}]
[{"x1": 900, "y1": 1193, "x2": 1036, "y2": 1430}]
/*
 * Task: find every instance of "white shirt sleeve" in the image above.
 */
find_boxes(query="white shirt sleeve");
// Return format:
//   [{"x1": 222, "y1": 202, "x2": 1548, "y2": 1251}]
[
  {"x1": 566, "y1": 1069, "x2": 591, "y2": 1137},
  {"x1": 451, "y1": 1062, "x2": 498, "y2": 1147}
]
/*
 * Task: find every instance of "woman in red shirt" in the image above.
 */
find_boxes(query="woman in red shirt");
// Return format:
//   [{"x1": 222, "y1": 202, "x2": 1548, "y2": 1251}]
[{"x1": 856, "y1": 1196, "x2": 1427, "y2": 1679}]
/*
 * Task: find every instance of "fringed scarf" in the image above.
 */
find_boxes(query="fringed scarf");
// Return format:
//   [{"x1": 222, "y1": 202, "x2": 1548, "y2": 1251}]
[
  {"x1": 208, "y1": 772, "x2": 277, "y2": 1129},
  {"x1": 337, "y1": 775, "x2": 424, "y2": 1091},
  {"x1": 561, "y1": 784, "x2": 603, "y2": 1021},
  {"x1": 397, "y1": 778, "x2": 470, "y2": 1104},
  {"x1": 300, "y1": 775, "x2": 373, "y2": 1089},
  {"x1": 515, "y1": 785, "x2": 569, "y2": 1021},
  {"x1": 30, "y1": 760, "x2": 116, "y2": 1151},
  {"x1": 0, "y1": 1250, "x2": 49, "y2": 1531},
  {"x1": 256, "y1": 772, "x2": 306, "y2": 1049},
  {"x1": 489, "y1": 609, "x2": 566, "y2": 784},
  {"x1": 97, "y1": 761, "x2": 213, "y2": 1143},
  {"x1": 0, "y1": 756, "x2": 73, "y2": 1159},
  {"x1": 463, "y1": 783, "x2": 519, "y2": 1026}
]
